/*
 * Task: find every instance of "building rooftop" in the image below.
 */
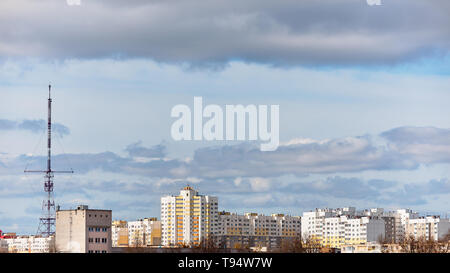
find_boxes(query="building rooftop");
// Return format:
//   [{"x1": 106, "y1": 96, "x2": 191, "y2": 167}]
[{"x1": 56, "y1": 204, "x2": 111, "y2": 212}]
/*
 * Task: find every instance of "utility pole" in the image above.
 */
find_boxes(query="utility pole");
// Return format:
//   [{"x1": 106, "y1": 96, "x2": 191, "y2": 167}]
[{"x1": 25, "y1": 85, "x2": 74, "y2": 236}]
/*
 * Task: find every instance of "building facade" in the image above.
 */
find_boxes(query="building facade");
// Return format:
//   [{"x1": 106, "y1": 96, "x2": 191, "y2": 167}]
[
  {"x1": 301, "y1": 208, "x2": 385, "y2": 248},
  {"x1": 406, "y1": 216, "x2": 450, "y2": 241},
  {"x1": 112, "y1": 218, "x2": 162, "y2": 247},
  {"x1": 112, "y1": 220, "x2": 129, "y2": 247},
  {"x1": 4, "y1": 236, "x2": 55, "y2": 253},
  {"x1": 55, "y1": 205, "x2": 112, "y2": 253},
  {"x1": 387, "y1": 209, "x2": 419, "y2": 243},
  {"x1": 381, "y1": 216, "x2": 396, "y2": 243},
  {"x1": 215, "y1": 212, "x2": 301, "y2": 250},
  {"x1": 127, "y1": 218, "x2": 162, "y2": 247},
  {"x1": 161, "y1": 186, "x2": 218, "y2": 246}
]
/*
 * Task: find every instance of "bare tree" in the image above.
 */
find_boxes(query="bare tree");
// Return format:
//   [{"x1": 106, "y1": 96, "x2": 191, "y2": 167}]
[
  {"x1": 275, "y1": 234, "x2": 322, "y2": 253},
  {"x1": 399, "y1": 235, "x2": 448, "y2": 253}
]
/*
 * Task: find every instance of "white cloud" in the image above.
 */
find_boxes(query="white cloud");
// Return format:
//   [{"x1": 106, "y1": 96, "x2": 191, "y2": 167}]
[{"x1": 249, "y1": 177, "x2": 271, "y2": 192}]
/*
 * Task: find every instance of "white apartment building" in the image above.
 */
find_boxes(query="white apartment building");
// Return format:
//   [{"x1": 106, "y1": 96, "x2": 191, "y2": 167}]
[
  {"x1": 406, "y1": 216, "x2": 450, "y2": 241},
  {"x1": 345, "y1": 217, "x2": 385, "y2": 245},
  {"x1": 215, "y1": 212, "x2": 301, "y2": 249},
  {"x1": 112, "y1": 220, "x2": 128, "y2": 247},
  {"x1": 127, "y1": 218, "x2": 161, "y2": 246},
  {"x1": 301, "y1": 208, "x2": 355, "y2": 242},
  {"x1": 301, "y1": 208, "x2": 334, "y2": 241},
  {"x1": 385, "y1": 209, "x2": 419, "y2": 242},
  {"x1": 161, "y1": 186, "x2": 218, "y2": 246},
  {"x1": 112, "y1": 218, "x2": 162, "y2": 247},
  {"x1": 55, "y1": 205, "x2": 112, "y2": 253},
  {"x1": 4, "y1": 236, "x2": 55, "y2": 253},
  {"x1": 301, "y1": 208, "x2": 385, "y2": 248}
]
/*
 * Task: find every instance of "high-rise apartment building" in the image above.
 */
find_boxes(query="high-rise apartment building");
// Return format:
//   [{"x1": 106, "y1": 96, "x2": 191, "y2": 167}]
[
  {"x1": 215, "y1": 212, "x2": 301, "y2": 249},
  {"x1": 406, "y1": 216, "x2": 450, "y2": 241},
  {"x1": 111, "y1": 218, "x2": 162, "y2": 247},
  {"x1": 127, "y1": 218, "x2": 162, "y2": 246},
  {"x1": 381, "y1": 216, "x2": 396, "y2": 243},
  {"x1": 112, "y1": 220, "x2": 128, "y2": 247},
  {"x1": 386, "y1": 209, "x2": 419, "y2": 242},
  {"x1": 161, "y1": 186, "x2": 218, "y2": 246},
  {"x1": 301, "y1": 207, "x2": 356, "y2": 243},
  {"x1": 55, "y1": 205, "x2": 112, "y2": 253},
  {"x1": 301, "y1": 208, "x2": 385, "y2": 248}
]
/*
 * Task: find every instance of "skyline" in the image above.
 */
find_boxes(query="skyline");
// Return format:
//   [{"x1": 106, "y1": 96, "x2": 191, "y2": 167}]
[{"x1": 1, "y1": 0, "x2": 450, "y2": 234}]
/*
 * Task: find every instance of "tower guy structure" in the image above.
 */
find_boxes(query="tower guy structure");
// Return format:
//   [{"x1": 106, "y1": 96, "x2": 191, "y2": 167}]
[{"x1": 25, "y1": 85, "x2": 73, "y2": 236}]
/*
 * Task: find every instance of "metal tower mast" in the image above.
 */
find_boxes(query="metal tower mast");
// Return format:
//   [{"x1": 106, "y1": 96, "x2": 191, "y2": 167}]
[{"x1": 25, "y1": 85, "x2": 73, "y2": 236}]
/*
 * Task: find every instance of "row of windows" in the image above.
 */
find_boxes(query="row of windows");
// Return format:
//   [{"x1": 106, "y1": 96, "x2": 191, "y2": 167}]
[
  {"x1": 88, "y1": 250, "x2": 108, "y2": 253},
  {"x1": 88, "y1": 213, "x2": 109, "y2": 218},
  {"x1": 88, "y1": 227, "x2": 108, "y2": 232},
  {"x1": 88, "y1": 238, "x2": 108, "y2": 243}
]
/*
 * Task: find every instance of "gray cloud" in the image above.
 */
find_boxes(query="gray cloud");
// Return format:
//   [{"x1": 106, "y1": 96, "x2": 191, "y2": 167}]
[
  {"x1": 6, "y1": 126, "x2": 450, "y2": 179},
  {"x1": 126, "y1": 141, "x2": 166, "y2": 158},
  {"x1": 188, "y1": 138, "x2": 417, "y2": 178},
  {"x1": 382, "y1": 127, "x2": 450, "y2": 146},
  {"x1": 1, "y1": 0, "x2": 449, "y2": 66},
  {"x1": 286, "y1": 176, "x2": 386, "y2": 199},
  {"x1": 0, "y1": 119, "x2": 70, "y2": 137},
  {"x1": 381, "y1": 126, "x2": 450, "y2": 164}
]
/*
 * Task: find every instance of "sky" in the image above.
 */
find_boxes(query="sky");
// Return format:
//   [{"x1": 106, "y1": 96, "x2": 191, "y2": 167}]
[{"x1": 1, "y1": 0, "x2": 450, "y2": 234}]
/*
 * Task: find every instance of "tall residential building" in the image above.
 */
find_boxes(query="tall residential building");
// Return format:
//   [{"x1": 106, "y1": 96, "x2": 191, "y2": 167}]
[
  {"x1": 112, "y1": 220, "x2": 129, "y2": 247},
  {"x1": 301, "y1": 208, "x2": 385, "y2": 248},
  {"x1": 381, "y1": 216, "x2": 396, "y2": 243},
  {"x1": 55, "y1": 205, "x2": 112, "y2": 253},
  {"x1": 215, "y1": 212, "x2": 301, "y2": 250},
  {"x1": 386, "y1": 209, "x2": 419, "y2": 242},
  {"x1": 343, "y1": 216, "x2": 385, "y2": 246},
  {"x1": 301, "y1": 208, "x2": 339, "y2": 241},
  {"x1": 161, "y1": 186, "x2": 218, "y2": 246},
  {"x1": 406, "y1": 216, "x2": 450, "y2": 241},
  {"x1": 112, "y1": 218, "x2": 162, "y2": 247},
  {"x1": 127, "y1": 218, "x2": 162, "y2": 246}
]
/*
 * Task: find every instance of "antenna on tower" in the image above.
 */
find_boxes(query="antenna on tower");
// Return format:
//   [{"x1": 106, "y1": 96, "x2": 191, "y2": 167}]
[{"x1": 24, "y1": 84, "x2": 74, "y2": 237}]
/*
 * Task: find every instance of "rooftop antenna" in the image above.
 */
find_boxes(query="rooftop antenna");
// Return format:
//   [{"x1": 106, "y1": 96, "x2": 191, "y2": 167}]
[{"x1": 24, "y1": 84, "x2": 74, "y2": 237}]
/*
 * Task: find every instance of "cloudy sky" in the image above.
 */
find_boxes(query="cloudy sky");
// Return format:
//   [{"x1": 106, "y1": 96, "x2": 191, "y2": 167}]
[{"x1": 1, "y1": 0, "x2": 450, "y2": 234}]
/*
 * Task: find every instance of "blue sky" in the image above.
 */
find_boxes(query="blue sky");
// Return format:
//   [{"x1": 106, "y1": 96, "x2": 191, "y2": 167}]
[{"x1": 1, "y1": 0, "x2": 450, "y2": 234}]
